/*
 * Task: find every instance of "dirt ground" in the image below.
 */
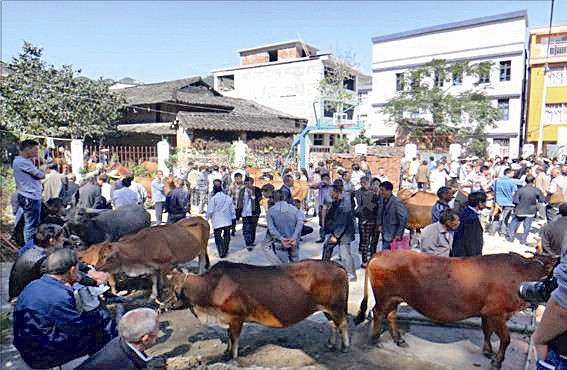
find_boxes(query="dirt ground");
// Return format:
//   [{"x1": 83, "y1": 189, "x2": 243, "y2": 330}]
[{"x1": 0, "y1": 208, "x2": 543, "y2": 370}]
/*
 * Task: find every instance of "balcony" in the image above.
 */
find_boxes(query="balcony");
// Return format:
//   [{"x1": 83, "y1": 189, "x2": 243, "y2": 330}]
[{"x1": 550, "y1": 42, "x2": 567, "y2": 57}]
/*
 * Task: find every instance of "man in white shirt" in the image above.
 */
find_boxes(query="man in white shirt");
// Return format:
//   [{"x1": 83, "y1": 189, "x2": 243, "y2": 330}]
[
  {"x1": 429, "y1": 162, "x2": 450, "y2": 194},
  {"x1": 376, "y1": 167, "x2": 389, "y2": 183}
]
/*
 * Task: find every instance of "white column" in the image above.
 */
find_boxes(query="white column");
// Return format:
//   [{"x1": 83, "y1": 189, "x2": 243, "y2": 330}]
[
  {"x1": 449, "y1": 144, "x2": 462, "y2": 161},
  {"x1": 404, "y1": 144, "x2": 417, "y2": 161},
  {"x1": 157, "y1": 140, "x2": 170, "y2": 176},
  {"x1": 70, "y1": 139, "x2": 84, "y2": 180},
  {"x1": 234, "y1": 140, "x2": 247, "y2": 168}
]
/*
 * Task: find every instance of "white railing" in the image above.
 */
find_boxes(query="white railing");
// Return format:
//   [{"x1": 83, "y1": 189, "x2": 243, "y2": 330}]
[{"x1": 549, "y1": 42, "x2": 567, "y2": 57}]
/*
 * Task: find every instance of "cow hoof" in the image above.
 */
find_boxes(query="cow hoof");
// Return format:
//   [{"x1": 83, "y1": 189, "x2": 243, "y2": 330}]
[
  {"x1": 490, "y1": 358, "x2": 502, "y2": 370},
  {"x1": 326, "y1": 343, "x2": 336, "y2": 351},
  {"x1": 396, "y1": 339, "x2": 409, "y2": 348},
  {"x1": 483, "y1": 351, "x2": 494, "y2": 359}
]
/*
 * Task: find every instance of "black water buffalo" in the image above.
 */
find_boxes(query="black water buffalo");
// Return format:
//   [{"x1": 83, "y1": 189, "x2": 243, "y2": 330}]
[{"x1": 65, "y1": 204, "x2": 151, "y2": 246}]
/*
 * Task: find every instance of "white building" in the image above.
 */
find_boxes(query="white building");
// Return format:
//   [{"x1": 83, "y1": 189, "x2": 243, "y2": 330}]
[
  {"x1": 369, "y1": 10, "x2": 528, "y2": 158},
  {"x1": 212, "y1": 40, "x2": 367, "y2": 161}
]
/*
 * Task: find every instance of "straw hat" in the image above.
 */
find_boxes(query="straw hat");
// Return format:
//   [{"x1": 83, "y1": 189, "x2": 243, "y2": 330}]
[{"x1": 107, "y1": 169, "x2": 122, "y2": 179}]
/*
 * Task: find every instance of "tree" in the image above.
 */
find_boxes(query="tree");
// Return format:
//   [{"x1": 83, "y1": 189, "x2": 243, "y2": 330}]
[
  {"x1": 382, "y1": 59, "x2": 501, "y2": 157},
  {"x1": 0, "y1": 42, "x2": 125, "y2": 139},
  {"x1": 317, "y1": 52, "x2": 358, "y2": 122}
]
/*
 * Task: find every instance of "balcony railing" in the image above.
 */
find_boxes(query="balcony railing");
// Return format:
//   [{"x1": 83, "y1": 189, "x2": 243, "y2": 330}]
[{"x1": 549, "y1": 42, "x2": 567, "y2": 57}]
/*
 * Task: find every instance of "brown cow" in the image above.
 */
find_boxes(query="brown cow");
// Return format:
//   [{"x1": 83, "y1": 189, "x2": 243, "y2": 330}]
[
  {"x1": 354, "y1": 251, "x2": 558, "y2": 369},
  {"x1": 166, "y1": 260, "x2": 350, "y2": 359},
  {"x1": 255, "y1": 178, "x2": 309, "y2": 210},
  {"x1": 134, "y1": 174, "x2": 174, "y2": 199},
  {"x1": 81, "y1": 217, "x2": 210, "y2": 299},
  {"x1": 397, "y1": 189, "x2": 437, "y2": 231}
]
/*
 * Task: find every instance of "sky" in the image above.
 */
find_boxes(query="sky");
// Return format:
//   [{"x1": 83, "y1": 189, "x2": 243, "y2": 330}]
[{"x1": 2, "y1": 1, "x2": 567, "y2": 83}]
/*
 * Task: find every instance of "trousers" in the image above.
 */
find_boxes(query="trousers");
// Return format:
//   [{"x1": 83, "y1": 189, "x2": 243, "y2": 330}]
[
  {"x1": 17, "y1": 194, "x2": 41, "y2": 242},
  {"x1": 242, "y1": 216, "x2": 259, "y2": 246},
  {"x1": 213, "y1": 226, "x2": 231, "y2": 258}
]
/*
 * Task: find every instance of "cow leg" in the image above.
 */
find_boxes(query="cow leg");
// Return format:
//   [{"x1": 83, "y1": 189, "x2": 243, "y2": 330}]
[
  {"x1": 385, "y1": 299, "x2": 407, "y2": 347},
  {"x1": 338, "y1": 317, "x2": 350, "y2": 352},
  {"x1": 481, "y1": 316, "x2": 494, "y2": 357},
  {"x1": 326, "y1": 319, "x2": 338, "y2": 350},
  {"x1": 198, "y1": 251, "x2": 207, "y2": 274},
  {"x1": 227, "y1": 320, "x2": 243, "y2": 359},
  {"x1": 150, "y1": 271, "x2": 159, "y2": 301},
  {"x1": 370, "y1": 295, "x2": 395, "y2": 345},
  {"x1": 489, "y1": 316, "x2": 511, "y2": 369},
  {"x1": 108, "y1": 274, "x2": 117, "y2": 295}
]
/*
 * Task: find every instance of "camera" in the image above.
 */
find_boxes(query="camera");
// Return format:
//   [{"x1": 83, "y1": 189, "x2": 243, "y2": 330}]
[{"x1": 518, "y1": 275, "x2": 558, "y2": 304}]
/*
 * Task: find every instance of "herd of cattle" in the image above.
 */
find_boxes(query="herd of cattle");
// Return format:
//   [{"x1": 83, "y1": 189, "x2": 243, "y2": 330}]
[{"x1": 15, "y1": 163, "x2": 554, "y2": 368}]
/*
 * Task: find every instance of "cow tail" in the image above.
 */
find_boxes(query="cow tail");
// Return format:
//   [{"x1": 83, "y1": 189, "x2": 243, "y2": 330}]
[{"x1": 353, "y1": 264, "x2": 369, "y2": 325}]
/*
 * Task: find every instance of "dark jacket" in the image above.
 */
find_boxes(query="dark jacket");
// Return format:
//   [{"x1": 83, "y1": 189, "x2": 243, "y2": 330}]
[
  {"x1": 541, "y1": 216, "x2": 567, "y2": 256},
  {"x1": 431, "y1": 200, "x2": 450, "y2": 224},
  {"x1": 513, "y1": 184, "x2": 545, "y2": 216},
  {"x1": 354, "y1": 189, "x2": 380, "y2": 222},
  {"x1": 325, "y1": 195, "x2": 355, "y2": 243},
  {"x1": 452, "y1": 207, "x2": 483, "y2": 257},
  {"x1": 77, "y1": 183, "x2": 105, "y2": 209},
  {"x1": 236, "y1": 187, "x2": 262, "y2": 217},
  {"x1": 13, "y1": 275, "x2": 115, "y2": 369},
  {"x1": 76, "y1": 337, "x2": 149, "y2": 370},
  {"x1": 59, "y1": 179, "x2": 79, "y2": 207},
  {"x1": 8, "y1": 246, "x2": 47, "y2": 301},
  {"x1": 165, "y1": 188, "x2": 190, "y2": 216},
  {"x1": 376, "y1": 195, "x2": 408, "y2": 242}
]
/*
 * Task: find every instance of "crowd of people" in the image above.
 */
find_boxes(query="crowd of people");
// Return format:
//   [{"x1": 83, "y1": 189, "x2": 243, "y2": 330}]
[{"x1": 5, "y1": 137, "x2": 567, "y2": 369}]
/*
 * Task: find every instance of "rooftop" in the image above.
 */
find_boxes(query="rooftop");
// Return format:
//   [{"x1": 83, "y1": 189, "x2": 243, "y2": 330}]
[
  {"x1": 371, "y1": 10, "x2": 528, "y2": 44},
  {"x1": 237, "y1": 39, "x2": 319, "y2": 54}
]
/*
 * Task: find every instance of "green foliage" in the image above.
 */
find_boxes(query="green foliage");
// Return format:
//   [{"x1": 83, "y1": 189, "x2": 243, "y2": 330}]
[
  {"x1": 0, "y1": 42, "x2": 126, "y2": 139},
  {"x1": 164, "y1": 151, "x2": 178, "y2": 171},
  {"x1": 332, "y1": 136, "x2": 351, "y2": 154},
  {"x1": 350, "y1": 129, "x2": 373, "y2": 146},
  {"x1": 130, "y1": 162, "x2": 150, "y2": 177},
  {"x1": 383, "y1": 59, "x2": 501, "y2": 154},
  {"x1": 78, "y1": 167, "x2": 89, "y2": 175},
  {"x1": 317, "y1": 52, "x2": 358, "y2": 117}
]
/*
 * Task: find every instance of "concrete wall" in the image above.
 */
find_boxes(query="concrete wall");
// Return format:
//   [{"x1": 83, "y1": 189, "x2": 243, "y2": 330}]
[
  {"x1": 214, "y1": 58, "x2": 325, "y2": 124},
  {"x1": 369, "y1": 15, "x2": 527, "y2": 158}
]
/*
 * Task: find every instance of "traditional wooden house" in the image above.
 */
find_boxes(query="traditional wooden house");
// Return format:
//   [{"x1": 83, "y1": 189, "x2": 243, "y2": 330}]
[{"x1": 108, "y1": 77, "x2": 306, "y2": 155}]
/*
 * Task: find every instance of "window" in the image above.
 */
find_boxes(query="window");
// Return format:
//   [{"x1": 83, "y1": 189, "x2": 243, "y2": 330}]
[
  {"x1": 344, "y1": 75, "x2": 355, "y2": 91},
  {"x1": 499, "y1": 61, "x2": 511, "y2": 82},
  {"x1": 434, "y1": 72, "x2": 444, "y2": 87},
  {"x1": 329, "y1": 134, "x2": 335, "y2": 146},
  {"x1": 478, "y1": 71, "x2": 490, "y2": 84},
  {"x1": 395, "y1": 73, "x2": 404, "y2": 91},
  {"x1": 217, "y1": 75, "x2": 234, "y2": 91},
  {"x1": 313, "y1": 134, "x2": 324, "y2": 146},
  {"x1": 452, "y1": 72, "x2": 463, "y2": 85},
  {"x1": 497, "y1": 99, "x2": 510, "y2": 121},
  {"x1": 544, "y1": 103, "x2": 567, "y2": 124},
  {"x1": 268, "y1": 50, "x2": 278, "y2": 62},
  {"x1": 323, "y1": 101, "x2": 354, "y2": 119},
  {"x1": 547, "y1": 66, "x2": 567, "y2": 86}
]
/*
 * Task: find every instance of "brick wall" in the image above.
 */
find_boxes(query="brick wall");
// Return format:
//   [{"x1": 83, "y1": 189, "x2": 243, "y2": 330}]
[
  {"x1": 277, "y1": 47, "x2": 299, "y2": 60},
  {"x1": 240, "y1": 52, "x2": 269, "y2": 65}
]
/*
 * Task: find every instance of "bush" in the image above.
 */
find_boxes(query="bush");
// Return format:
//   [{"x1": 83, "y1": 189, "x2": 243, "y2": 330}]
[{"x1": 130, "y1": 162, "x2": 150, "y2": 177}]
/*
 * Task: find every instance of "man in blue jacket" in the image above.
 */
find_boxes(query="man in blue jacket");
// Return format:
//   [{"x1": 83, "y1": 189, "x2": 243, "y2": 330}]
[
  {"x1": 490, "y1": 168, "x2": 518, "y2": 237},
  {"x1": 451, "y1": 191, "x2": 487, "y2": 257},
  {"x1": 13, "y1": 248, "x2": 115, "y2": 369}
]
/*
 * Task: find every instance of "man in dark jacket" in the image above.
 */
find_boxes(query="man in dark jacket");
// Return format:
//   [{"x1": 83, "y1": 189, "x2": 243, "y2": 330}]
[
  {"x1": 451, "y1": 191, "x2": 487, "y2": 257},
  {"x1": 77, "y1": 308, "x2": 159, "y2": 370},
  {"x1": 324, "y1": 184, "x2": 357, "y2": 281},
  {"x1": 507, "y1": 175, "x2": 545, "y2": 245},
  {"x1": 541, "y1": 203, "x2": 567, "y2": 255},
  {"x1": 237, "y1": 177, "x2": 262, "y2": 249},
  {"x1": 279, "y1": 175, "x2": 295, "y2": 206},
  {"x1": 13, "y1": 249, "x2": 115, "y2": 369},
  {"x1": 431, "y1": 186, "x2": 453, "y2": 223},
  {"x1": 376, "y1": 181, "x2": 408, "y2": 250},
  {"x1": 59, "y1": 173, "x2": 79, "y2": 208},
  {"x1": 354, "y1": 176, "x2": 380, "y2": 266},
  {"x1": 165, "y1": 178, "x2": 190, "y2": 224},
  {"x1": 77, "y1": 176, "x2": 106, "y2": 209}
]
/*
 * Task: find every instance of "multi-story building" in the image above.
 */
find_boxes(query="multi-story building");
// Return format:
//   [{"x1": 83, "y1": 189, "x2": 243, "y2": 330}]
[
  {"x1": 368, "y1": 10, "x2": 528, "y2": 158},
  {"x1": 212, "y1": 40, "x2": 367, "y2": 159},
  {"x1": 526, "y1": 25, "x2": 567, "y2": 156}
]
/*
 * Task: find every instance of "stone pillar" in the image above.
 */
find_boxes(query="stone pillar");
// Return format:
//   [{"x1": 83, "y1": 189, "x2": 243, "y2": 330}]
[
  {"x1": 449, "y1": 144, "x2": 462, "y2": 161},
  {"x1": 70, "y1": 139, "x2": 84, "y2": 180},
  {"x1": 404, "y1": 144, "x2": 417, "y2": 161},
  {"x1": 157, "y1": 140, "x2": 170, "y2": 176},
  {"x1": 234, "y1": 140, "x2": 247, "y2": 168}
]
